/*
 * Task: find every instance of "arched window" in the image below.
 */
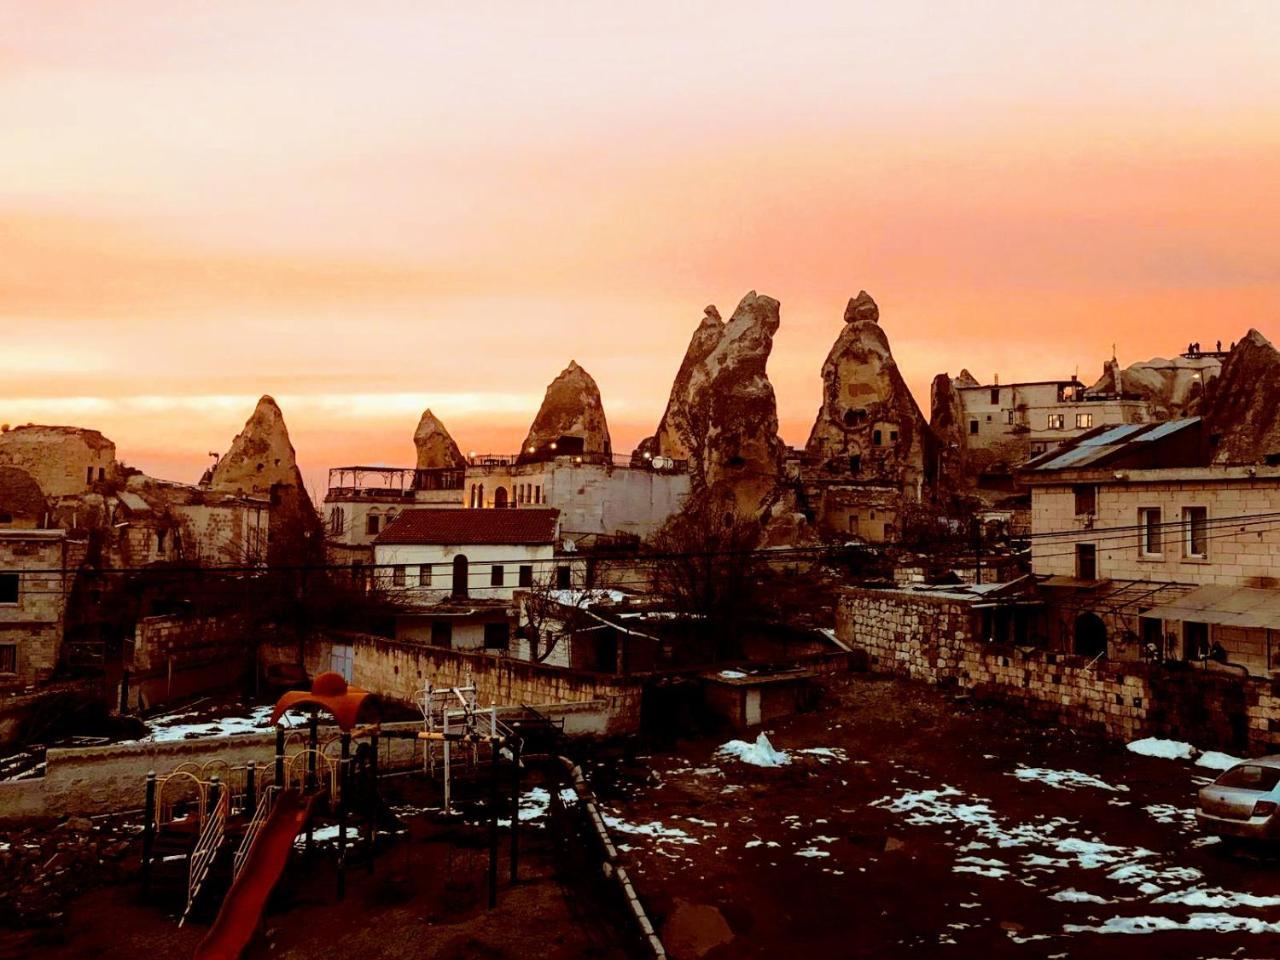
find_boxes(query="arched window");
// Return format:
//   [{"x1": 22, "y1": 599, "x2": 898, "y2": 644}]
[
  {"x1": 469, "y1": 484, "x2": 477, "y2": 508},
  {"x1": 494, "y1": 486, "x2": 509, "y2": 509},
  {"x1": 452, "y1": 554, "x2": 469, "y2": 597},
  {"x1": 478, "y1": 484, "x2": 485, "y2": 508}
]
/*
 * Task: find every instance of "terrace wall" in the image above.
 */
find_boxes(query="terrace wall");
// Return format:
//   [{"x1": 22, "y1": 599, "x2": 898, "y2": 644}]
[{"x1": 837, "y1": 586, "x2": 1280, "y2": 754}]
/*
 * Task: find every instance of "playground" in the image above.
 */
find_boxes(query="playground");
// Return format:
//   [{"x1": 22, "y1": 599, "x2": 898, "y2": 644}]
[{"x1": 6, "y1": 670, "x2": 647, "y2": 960}]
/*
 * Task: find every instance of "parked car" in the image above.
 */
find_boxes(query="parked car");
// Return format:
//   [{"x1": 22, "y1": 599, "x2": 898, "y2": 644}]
[{"x1": 1197, "y1": 756, "x2": 1280, "y2": 840}]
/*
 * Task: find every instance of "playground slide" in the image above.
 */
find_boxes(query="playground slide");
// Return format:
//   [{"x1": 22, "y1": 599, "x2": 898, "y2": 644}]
[{"x1": 193, "y1": 789, "x2": 316, "y2": 960}]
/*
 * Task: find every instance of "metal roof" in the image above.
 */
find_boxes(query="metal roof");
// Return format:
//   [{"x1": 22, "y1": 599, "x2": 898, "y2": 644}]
[
  {"x1": 1142, "y1": 584, "x2": 1280, "y2": 630},
  {"x1": 1025, "y1": 418, "x2": 1201, "y2": 472}
]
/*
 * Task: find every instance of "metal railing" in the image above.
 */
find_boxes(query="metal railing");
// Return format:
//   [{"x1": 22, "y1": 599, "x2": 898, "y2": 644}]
[
  {"x1": 180, "y1": 783, "x2": 228, "y2": 927},
  {"x1": 234, "y1": 785, "x2": 279, "y2": 880}
]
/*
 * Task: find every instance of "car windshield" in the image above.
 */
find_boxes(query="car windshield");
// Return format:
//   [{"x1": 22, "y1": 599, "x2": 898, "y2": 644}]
[{"x1": 1215, "y1": 764, "x2": 1280, "y2": 791}]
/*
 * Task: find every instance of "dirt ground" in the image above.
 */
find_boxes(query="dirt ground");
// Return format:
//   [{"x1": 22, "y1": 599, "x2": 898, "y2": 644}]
[
  {"x1": 9, "y1": 784, "x2": 629, "y2": 960},
  {"x1": 11, "y1": 672, "x2": 1280, "y2": 959},
  {"x1": 596, "y1": 673, "x2": 1280, "y2": 959}
]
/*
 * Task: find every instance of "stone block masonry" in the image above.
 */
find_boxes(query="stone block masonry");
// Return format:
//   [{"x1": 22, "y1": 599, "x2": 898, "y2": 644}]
[{"x1": 837, "y1": 586, "x2": 1280, "y2": 754}]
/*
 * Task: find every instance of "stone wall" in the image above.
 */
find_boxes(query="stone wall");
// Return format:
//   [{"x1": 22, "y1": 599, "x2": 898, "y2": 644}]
[
  {"x1": 838, "y1": 586, "x2": 1280, "y2": 754},
  {"x1": 323, "y1": 632, "x2": 643, "y2": 736},
  {"x1": 0, "y1": 426, "x2": 116, "y2": 498},
  {"x1": 0, "y1": 532, "x2": 79, "y2": 687}
]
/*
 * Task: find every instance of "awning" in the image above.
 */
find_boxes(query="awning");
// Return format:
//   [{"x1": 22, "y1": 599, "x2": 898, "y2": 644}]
[{"x1": 1140, "y1": 584, "x2": 1280, "y2": 630}]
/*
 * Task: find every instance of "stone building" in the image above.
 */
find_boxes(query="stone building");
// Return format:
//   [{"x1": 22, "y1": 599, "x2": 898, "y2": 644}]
[
  {"x1": 0, "y1": 425, "x2": 117, "y2": 497},
  {"x1": 0, "y1": 467, "x2": 49, "y2": 530},
  {"x1": 0, "y1": 529, "x2": 85, "y2": 687},
  {"x1": 798, "y1": 291, "x2": 937, "y2": 541}
]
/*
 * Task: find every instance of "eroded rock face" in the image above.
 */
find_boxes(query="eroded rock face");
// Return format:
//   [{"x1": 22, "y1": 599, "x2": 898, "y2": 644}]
[
  {"x1": 930, "y1": 372, "x2": 969, "y2": 488},
  {"x1": 805, "y1": 291, "x2": 932, "y2": 498},
  {"x1": 518, "y1": 361, "x2": 612, "y2": 463},
  {"x1": 642, "y1": 293, "x2": 786, "y2": 517},
  {"x1": 1086, "y1": 354, "x2": 1220, "y2": 418},
  {"x1": 1203, "y1": 330, "x2": 1280, "y2": 464},
  {"x1": 413, "y1": 409, "x2": 466, "y2": 471},
  {"x1": 206, "y1": 396, "x2": 321, "y2": 562}
]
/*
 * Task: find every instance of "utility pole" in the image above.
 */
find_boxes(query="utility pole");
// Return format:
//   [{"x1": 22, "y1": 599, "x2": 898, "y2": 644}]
[{"x1": 972, "y1": 517, "x2": 983, "y2": 586}]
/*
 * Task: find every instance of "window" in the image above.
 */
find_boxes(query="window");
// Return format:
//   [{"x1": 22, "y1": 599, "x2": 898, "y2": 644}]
[
  {"x1": 484, "y1": 621, "x2": 510, "y2": 651},
  {"x1": 0, "y1": 644, "x2": 14, "y2": 673},
  {"x1": 86, "y1": 466, "x2": 94, "y2": 484},
  {"x1": 1184, "y1": 506, "x2": 1208, "y2": 558},
  {"x1": 0, "y1": 573, "x2": 17, "y2": 604},
  {"x1": 1073, "y1": 484, "x2": 1096, "y2": 516},
  {"x1": 1216, "y1": 764, "x2": 1280, "y2": 791},
  {"x1": 1005, "y1": 410, "x2": 1015, "y2": 425},
  {"x1": 872, "y1": 430, "x2": 882, "y2": 446},
  {"x1": 452, "y1": 555, "x2": 469, "y2": 597},
  {"x1": 392, "y1": 565, "x2": 406, "y2": 587},
  {"x1": 519, "y1": 565, "x2": 534, "y2": 587},
  {"x1": 1076, "y1": 543, "x2": 1097, "y2": 580},
  {"x1": 985, "y1": 414, "x2": 993, "y2": 422},
  {"x1": 418, "y1": 565, "x2": 432, "y2": 587},
  {"x1": 491, "y1": 565, "x2": 505, "y2": 587},
  {"x1": 0, "y1": 513, "x2": 10, "y2": 524},
  {"x1": 328, "y1": 507, "x2": 344, "y2": 535},
  {"x1": 1048, "y1": 413, "x2": 1065, "y2": 430},
  {"x1": 1138, "y1": 507, "x2": 1162, "y2": 557},
  {"x1": 431, "y1": 621, "x2": 452, "y2": 648},
  {"x1": 556, "y1": 565, "x2": 572, "y2": 589},
  {"x1": 98, "y1": 467, "x2": 105, "y2": 481},
  {"x1": 366, "y1": 514, "x2": 381, "y2": 535},
  {"x1": 969, "y1": 420, "x2": 979, "y2": 435},
  {"x1": 1076, "y1": 413, "x2": 1093, "y2": 429},
  {"x1": 848, "y1": 454, "x2": 862, "y2": 473},
  {"x1": 155, "y1": 529, "x2": 167, "y2": 554},
  {"x1": 889, "y1": 430, "x2": 898, "y2": 443},
  {"x1": 990, "y1": 388, "x2": 1000, "y2": 404}
]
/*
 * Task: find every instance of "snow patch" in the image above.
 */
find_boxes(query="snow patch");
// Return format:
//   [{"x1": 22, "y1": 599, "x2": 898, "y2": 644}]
[
  {"x1": 1011, "y1": 765, "x2": 1126, "y2": 793},
  {"x1": 1126, "y1": 738, "x2": 1194, "y2": 761},
  {"x1": 1051, "y1": 888, "x2": 1111, "y2": 904},
  {"x1": 715, "y1": 733, "x2": 790, "y2": 768},
  {"x1": 1195, "y1": 751, "x2": 1243, "y2": 772},
  {"x1": 1065, "y1": 913, "x2": 1280, "y2": 935}
]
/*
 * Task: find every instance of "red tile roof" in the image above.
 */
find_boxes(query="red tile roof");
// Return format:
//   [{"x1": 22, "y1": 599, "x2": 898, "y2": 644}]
[{"x1": 374, "y1": 508, "x2": 560, "y2": 546}]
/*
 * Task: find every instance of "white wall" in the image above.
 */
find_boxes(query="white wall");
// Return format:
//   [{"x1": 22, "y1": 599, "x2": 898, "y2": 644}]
[{"x1": 373, "y1": 541, "x2": 556, "y2": 602}]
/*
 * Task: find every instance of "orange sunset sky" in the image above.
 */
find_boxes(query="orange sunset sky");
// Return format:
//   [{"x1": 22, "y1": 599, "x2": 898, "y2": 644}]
[{"x1": 3, "y1": 2, "x2": 1278, "y2": 494}]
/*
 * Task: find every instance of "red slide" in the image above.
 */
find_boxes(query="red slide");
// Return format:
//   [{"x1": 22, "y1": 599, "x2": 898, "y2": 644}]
[{"x1": 194, "y1": 790, "x2": 316, "y2": 960}]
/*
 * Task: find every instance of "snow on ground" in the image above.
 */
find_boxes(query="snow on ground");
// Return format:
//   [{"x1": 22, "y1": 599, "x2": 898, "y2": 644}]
[
  {"x1": 718, "y1": 670, "x2": 748, "y2": 679},
  {"x1": 1151, "y1": 886, "x2": 1280, "y2": 909},
  {"x1": 872, "y1": 783, "x2": 1204, "y2": 895},
  {"x1": 1142, "y1": 804, "x2": 1197, "y2": 829},
  {"x1": 715, "y1": 733, "x2": 790, "y2": 768},
  {"x1": 1050, "y1": 888, "x2": 1111, "y2": 904},
  {"x1": 1195, "y1": 751, "x2": 1243, "y2": 772},
  {"x1": 1010, "y1": 765, "x2": 1127, "y2": 793},
  {"x1": 144, "y1": 704, "x2": 275, "y2": 742},
  {"x1": 796, "y1": 747, "x2": 849, "y2": 763},
  {"x1": 1126, "y1": 738, "x2": 1195, "y2": 761},
  {"x1": 1064, "y1": 913, "x2": 1280, "y2": 935}
]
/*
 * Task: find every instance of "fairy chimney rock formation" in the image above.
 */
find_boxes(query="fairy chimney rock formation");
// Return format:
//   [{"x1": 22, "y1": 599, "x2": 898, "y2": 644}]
[
  {"x1": 805, "y1": 291, "x2": 932, "y2": 497},
  {"x1": 413, "y1": 409, "x2": 466, "y2": 471},
  {"x1": 1203, "y1": 329, "x2": 1280, "y2": 464},
  {"x1": 207, "y1": 395, "x2": 306, "y2": 496},
  {"x1": 642, "y1": 291, "x2": 786, "y2": 517},
  {"x1": 930, "y1": 373, "x2": 969, "y2": 487},
  {"x1": 206, "y1": 395, "x2": 321, "y2": 563},
  {"x1": 519, "y1": 361, "x2": 612, "y2": 463}
]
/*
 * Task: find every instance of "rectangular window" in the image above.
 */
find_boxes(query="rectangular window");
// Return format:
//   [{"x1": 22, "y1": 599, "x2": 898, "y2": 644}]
[
  {"x1": 418, "y1": 565, "x2": 432, "y2": 587},
  {"x1": 556, "y1": 565, "x2": 572, "y2": 589},
  {"x1": 1184, "y1": 506, "x2": 1208, "y2": 558},
  {"x1": 366, "y1": 514, "x2": 380, "y2": 535},
  {"x1": 484, "y1": 621, "x2": 510, "y2": 651},
  {"x1": 86, "y1": 466, "x2": 94, "y2": 484},
  {"x1": 491, "y1": 565, "x2": 504, "y2": 587},
  {"x1": 155, "y1": 529, "x2": 167, "y2": 554},
  {"x1": 990, "y1": 388, "x2": 1000, "y2": 404},
  {"x1": 431, "y1": 621, "x2": 452, "y2": 648},
  {"x1": 392, "y1": 565, "x2": 406, "y2": 587},
  {"x1": 0, "y1": 573, "x2": 17, "y2": 604},
  {"x1": 872, "y1": 429, "x2": 882, "y2": 446},
  {"x1": 1073, "y1": 484, "x2": 1096, "y2": 516},
  {"x1": 518, "y1": 565, "x2": 534, "y2": 587},
  {"x1": 98, "y1": 467, "x2": 105, "y2": 481},
  {"x1": 1138, "y1": 507, "x2": 1162, "y2": 557},
  {"x1": 969, "y1": 420, "x2": 979, "y2": 435},
  {"x1": 1076, "y1": 543, "x2": 1098, "y2": 580},
  {"x1": 0, "y1": 644, "x2": 14, "y2": 673},
  {"x1": 1005, "y1": 409, "x2": 1015, "y2": 425},
  {"x1": 1076, "y1": 413, "x2": 1093, "y2": 429},
  {"x1": 1048, "y1": 413, "x2": 1065, "y2": 430}
]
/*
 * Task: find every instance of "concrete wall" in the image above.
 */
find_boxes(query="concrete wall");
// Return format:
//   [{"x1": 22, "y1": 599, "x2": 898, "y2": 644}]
[
  {"x1": 1031, "y1": 470, "x2": 1280, "y2": 585},
  {"x1": 838, "y1": 586, "x2": 1280, "y2": 754}
]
